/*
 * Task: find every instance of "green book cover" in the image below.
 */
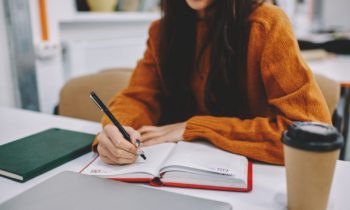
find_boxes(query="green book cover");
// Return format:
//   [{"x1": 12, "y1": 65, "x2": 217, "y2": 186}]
[{"x1": 0, "y1": 128, "x2": 95, "y2": 182}]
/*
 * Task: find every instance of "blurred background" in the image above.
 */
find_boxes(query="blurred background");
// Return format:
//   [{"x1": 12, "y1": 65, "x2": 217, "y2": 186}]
[{"x1": 0, "y1": 0, "x2": 350, "y2": 160}]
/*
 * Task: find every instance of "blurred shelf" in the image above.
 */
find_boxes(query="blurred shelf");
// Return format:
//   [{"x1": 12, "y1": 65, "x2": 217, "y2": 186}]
[{"x1": 61, "y1": 12, "x2": 161, "y2": 23}]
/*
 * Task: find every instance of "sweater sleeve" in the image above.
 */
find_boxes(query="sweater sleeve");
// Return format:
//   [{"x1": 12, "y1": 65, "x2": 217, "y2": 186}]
[
  {"x1": 92, "y1": 22, "x2": 164, "y2": 152},
  {"x1": 183, "y1": 8, "x2": 332, "y2": 165}
]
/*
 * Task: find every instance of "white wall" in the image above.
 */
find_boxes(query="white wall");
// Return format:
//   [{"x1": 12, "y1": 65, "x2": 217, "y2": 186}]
[
  {"x1": 275, "y1": 0, "x2": 297, "y2": 27},
  {"x1": 323, "y1": 0, "x2": 350, "y2": 29},
  {"x1": 323, "y1": 0, "x2": 350, "y2": 30},
  {"x1": 0, "y1": 0, "x2": 16, "y2": 108},
  {"x1": 27, "y1": 0, "x2": 158, "y2": 114}
]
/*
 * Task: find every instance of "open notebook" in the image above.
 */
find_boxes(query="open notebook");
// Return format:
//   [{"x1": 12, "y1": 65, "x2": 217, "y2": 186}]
[{"x1": 80, "y1": 141, "x2": 252, "y2": 192}]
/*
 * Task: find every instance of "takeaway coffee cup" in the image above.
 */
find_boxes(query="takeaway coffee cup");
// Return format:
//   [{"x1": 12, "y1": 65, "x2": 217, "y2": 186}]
[{"x1": 282, "y1": 122, "x2": 343, "y2": 210}]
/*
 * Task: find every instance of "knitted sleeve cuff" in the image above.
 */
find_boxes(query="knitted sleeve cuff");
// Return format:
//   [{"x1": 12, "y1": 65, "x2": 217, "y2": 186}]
[{"x1": 183, "y1": 116, "x2": 212, "y2": 141}]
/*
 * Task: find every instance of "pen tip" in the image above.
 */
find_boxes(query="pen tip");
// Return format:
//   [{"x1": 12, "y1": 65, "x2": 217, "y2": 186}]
[{"x1": 141, "y1": 154, "x2": 146, "y2": 160}]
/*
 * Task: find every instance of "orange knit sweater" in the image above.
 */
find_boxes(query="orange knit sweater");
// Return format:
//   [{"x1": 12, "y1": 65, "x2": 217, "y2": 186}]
[{"x1": 92, "y1": 4, "x2": 331, "y2": 165}]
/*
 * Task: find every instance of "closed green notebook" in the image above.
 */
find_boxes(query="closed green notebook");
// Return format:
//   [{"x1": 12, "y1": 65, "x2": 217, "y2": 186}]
[{"x1": 0, "y1": 128, "x2": 95, "y2": 182}]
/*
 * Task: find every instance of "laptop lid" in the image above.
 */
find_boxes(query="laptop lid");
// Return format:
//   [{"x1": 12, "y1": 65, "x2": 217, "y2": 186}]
[{"x1": 0, "y1": 171, "x2": 232, "y2": 210}]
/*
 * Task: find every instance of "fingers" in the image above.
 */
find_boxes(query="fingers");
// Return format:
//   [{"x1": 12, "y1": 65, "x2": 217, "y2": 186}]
[
  {"x1": 141, "y1": 136, "x2": 165, "y2": 147},
  {"x1": 137, "y1": 125, "x2": 159, "y2": 134},
  {"x1": 104, "y1": 124, "x2": 124, "y2": 146},
  {"x1": 98, "y1": 144, "x2": 137, "y2": 165},
  {"x1": 138, "y1": 125, "x2": 169, "y2": 145},
  {"x1": 99, "y1": 155, "x2": 117, "y2": 164},
  {"x1": 138, "y1": 124, "x2": 176, "y2": 133},
  {"x1": 138, "y1": 125, "x2": 171, "y2": 143},
  {"x1": 97, "y1": 124, "x2": 140, "y2": 165},
  {"x1": 139, "y1": 122, "x2": 187, "y2": 147},
  {"x1": 123, "y1": 126, "x2": 141, "y2": 145},
  {"x1": 104, "y1": 124, "x2": 138, "y2": 154},
  {"x1": 97, "y1": 137, "x2": 136, "y2": 160},
  {"x1": 138, "y1": 124, "x2": 181, "y2": 135},
  {"x1": 99, "y1": 153, "x2": 136, "y2": 165},
  {"x1": 138, "y1": 130, "x2": 164, "y2": 143}
]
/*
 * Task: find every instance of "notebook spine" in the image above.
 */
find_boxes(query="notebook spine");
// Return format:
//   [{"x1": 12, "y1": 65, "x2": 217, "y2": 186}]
[
  {"x1": 150, "y1": 177, "x2": 163, "y2": 187},
  {"x1": 150, "y1": 173, "x2": 165, "y2": 187}
]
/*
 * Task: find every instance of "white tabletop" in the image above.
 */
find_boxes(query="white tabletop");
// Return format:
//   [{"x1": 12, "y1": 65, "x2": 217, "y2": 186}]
[
  {"x1": 308, "y1": 55, "x2": 350, "y2": 86},
  {"x1": 0, "y1": 107, "x2": 349, "y2": 210}
]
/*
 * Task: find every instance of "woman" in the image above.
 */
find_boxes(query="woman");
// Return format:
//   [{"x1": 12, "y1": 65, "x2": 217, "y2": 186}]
[{"x1": 93, "y1": 0, "x2": 331, "y2": 166}]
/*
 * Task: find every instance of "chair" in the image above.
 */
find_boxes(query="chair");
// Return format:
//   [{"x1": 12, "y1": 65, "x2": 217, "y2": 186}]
[
  {"x1": 58, "y1": 69, "x2": 133, "y2": 122},
  {"x1": 59, "y1": 71, "x2": 341, "y2": 123},
  {"x1": 313, "y1": 73, "x2": 341, "y2": 116},
  {"x1": 313, "y1": 73, "x2": 348, "y2": 160},
  {"x1": 58, "y1": 70, "x2": 345, "y2": 158}
]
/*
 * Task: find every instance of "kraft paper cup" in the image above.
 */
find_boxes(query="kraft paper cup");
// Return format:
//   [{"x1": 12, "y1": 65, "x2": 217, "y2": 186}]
[{"x1": 282, "y1": 122, "x2": 343, "y2": 210}]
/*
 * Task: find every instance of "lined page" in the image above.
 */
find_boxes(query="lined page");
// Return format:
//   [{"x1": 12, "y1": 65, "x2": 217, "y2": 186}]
[
  {"x1": 81, "y1": 143, "x2": 176, "y2": 177},
  {"x1": 160, "y1": 141, "x2": 247, "y2": 176}
]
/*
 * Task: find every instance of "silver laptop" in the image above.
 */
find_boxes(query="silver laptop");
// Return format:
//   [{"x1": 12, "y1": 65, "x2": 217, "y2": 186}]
[{"x1": 0, "y1": 171, "x2": 232, "y2": 210}]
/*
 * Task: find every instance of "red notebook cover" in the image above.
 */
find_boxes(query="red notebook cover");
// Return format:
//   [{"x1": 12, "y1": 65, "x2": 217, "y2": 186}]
[{"x1": 80, "y1": 156, "x2": 253, "y2": 192}]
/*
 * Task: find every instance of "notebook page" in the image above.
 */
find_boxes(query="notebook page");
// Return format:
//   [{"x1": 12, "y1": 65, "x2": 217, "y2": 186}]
[
  {"x1": 81, "y1": 143, "x2": 176, "y2": 177},
  {"x1": 160, "y1": 141, "x2": 247, "y2": 176},
  {"x1": 161, "y1": 171, "x2": 247, "y2": 188}
]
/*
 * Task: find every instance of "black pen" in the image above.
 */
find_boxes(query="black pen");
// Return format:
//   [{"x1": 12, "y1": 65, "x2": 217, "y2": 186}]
[{"x1": 89, "y1": 92, "x2": 146, "y2": 160}]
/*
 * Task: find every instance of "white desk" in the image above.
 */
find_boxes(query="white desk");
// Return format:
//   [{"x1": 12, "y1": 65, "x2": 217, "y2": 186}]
[
  {"x1": 308, "y1": 55, "x2": 350, "y2": 87},
  {"x1": 1, "y1": 107, "x2": 349, "y2": 210}
]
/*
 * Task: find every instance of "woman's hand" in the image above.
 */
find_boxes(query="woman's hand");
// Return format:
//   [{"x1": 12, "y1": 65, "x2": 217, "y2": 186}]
[
  {"x1": 97, "y1": 124, "x2": 141, "y2": 165},
  {"x1": 137, "y1": 122, "x2": 187, "y2": 147}
]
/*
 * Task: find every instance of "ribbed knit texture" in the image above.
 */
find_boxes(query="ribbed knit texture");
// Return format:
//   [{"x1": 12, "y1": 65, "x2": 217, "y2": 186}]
[{"x1": 92, "y1": 4, "x2": 331, "y2": 165}]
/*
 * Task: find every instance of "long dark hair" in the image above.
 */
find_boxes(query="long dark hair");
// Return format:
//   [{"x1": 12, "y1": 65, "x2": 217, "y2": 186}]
[{"x1": 158, "y1": 0, "x2": 263, "y2": 124}]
